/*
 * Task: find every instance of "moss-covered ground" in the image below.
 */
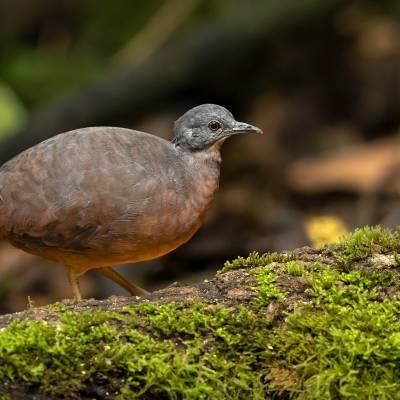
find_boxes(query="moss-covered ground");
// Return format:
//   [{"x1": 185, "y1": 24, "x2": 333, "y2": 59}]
[{"x1": 1, "y1": 226, "x2": 400, "y2": 399}]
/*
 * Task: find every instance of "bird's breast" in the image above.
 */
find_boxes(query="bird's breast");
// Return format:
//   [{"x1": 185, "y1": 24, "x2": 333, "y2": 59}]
[{"x1": 120, "y1": 154, "x2": 220, "y2": 262}]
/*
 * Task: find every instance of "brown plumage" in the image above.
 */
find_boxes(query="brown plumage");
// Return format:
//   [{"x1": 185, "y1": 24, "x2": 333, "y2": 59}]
[{"x1": 0, "y1": 104, "x2": 262, "y2": 300}]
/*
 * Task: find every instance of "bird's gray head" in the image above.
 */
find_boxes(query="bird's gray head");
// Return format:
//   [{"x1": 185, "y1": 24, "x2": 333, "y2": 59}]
[{"x1": 172, "y1": 104, "x2": 262, "y2": 151}]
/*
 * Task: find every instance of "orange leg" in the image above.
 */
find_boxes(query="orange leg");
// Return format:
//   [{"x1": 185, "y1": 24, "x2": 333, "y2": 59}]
[
  {"x1": 99, "y1": 266, "x2": 149, "y2": 296},
  {"x1": 65, "y1": 267, "x2": 83, "y2": 301}
]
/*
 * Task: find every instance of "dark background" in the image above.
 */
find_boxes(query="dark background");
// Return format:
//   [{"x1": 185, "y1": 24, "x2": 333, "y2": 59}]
[{"x1": 0, "y1": 0, "x2": 399, "y2": 312}]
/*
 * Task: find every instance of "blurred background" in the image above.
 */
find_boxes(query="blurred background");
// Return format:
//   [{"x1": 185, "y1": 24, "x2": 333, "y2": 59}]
[{"x1": 0, "y1": 0, "x2": 400, "y2": 313}]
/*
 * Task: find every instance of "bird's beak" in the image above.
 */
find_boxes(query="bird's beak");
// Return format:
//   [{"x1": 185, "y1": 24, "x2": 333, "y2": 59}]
[{"x1": 226, "y1": 121, "x2": 263, "y2": 135}]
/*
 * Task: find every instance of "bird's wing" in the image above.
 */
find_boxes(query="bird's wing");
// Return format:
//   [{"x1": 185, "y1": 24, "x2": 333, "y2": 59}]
[{"x1": 0, "y1": 127, "x2": 178, "y2": 252}]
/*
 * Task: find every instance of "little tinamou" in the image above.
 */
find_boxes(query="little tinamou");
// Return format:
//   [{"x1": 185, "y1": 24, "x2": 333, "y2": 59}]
[{"x1": 0, "y1": 104, "x2": 262, "y2": 300}]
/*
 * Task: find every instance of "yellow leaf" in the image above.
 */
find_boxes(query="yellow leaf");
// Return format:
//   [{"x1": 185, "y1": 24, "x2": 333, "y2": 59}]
[{"x1": 304, "y1": 215, "x2": 348, "y2": 248}]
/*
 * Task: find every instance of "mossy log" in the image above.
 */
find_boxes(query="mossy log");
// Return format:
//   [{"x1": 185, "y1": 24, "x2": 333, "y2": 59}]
[{"x1": 1, "y1": 226, "x2": 400, "y2": 399}]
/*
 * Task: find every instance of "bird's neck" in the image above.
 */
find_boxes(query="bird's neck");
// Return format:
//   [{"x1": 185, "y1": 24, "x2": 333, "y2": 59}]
[
  {"x1": 181, "y1": 140, "x2": 223, "y2": 182},
  {"x1": 176, "y1": 141, "x2": 223, "y2": 217},
  {"x1": 178, "y1": 138, "x2": 225, "y2": 170},
  {"x1": 195, "y1": 140, "x2": 223, "y2": 169}
]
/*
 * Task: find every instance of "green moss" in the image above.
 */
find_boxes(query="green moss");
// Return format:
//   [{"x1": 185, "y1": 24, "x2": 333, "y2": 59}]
[
  {"x1": 283, "y1": 261, "x2": 305, "y2": 276},
  {"x1": 0, "y1": 302, "x2": 275, "y2": 399},
  {"x1": 368, "y1": 268, "x2": 400, "y2": 289},
  {"x1": 249, "y1": 265, "x2": 284, "y2": 307},
  {"x1": 271, "y1": 262, "x2": 400, "y2": 399},
  {"x1": 0, "y1": 310, "x2": 124, "y2": 394},
  {"x1": 221, "y1": 250, "x2": 294, "y2": 273},
  {"x1": 117, "y1": 303, "x2": 274, "y2": 399},
  {"x1": 330, "y1": 225, "x2": 400, "y2": 264},
  {"x1": 45, "y1": 302, "x2": 66, "y2": 312}
]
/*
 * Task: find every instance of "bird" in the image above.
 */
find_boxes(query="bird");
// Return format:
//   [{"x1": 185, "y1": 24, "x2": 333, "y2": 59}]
[{"x1": 0, "y1": 104, "x2": 262, "y2": 300}]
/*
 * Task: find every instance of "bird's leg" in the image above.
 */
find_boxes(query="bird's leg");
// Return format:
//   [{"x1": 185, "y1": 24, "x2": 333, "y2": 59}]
[
  {"x1": 99, "y1": 266, "x2": 149, "y2": 296},
  {"x1": 66, "y1": 268, "x2": 82, "y2": 301}
]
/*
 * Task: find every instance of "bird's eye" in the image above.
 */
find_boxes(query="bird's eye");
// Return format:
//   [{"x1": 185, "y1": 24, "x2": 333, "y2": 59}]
[{"x1": 208, "y1": 120, "x2": 222, "y2": 131}]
